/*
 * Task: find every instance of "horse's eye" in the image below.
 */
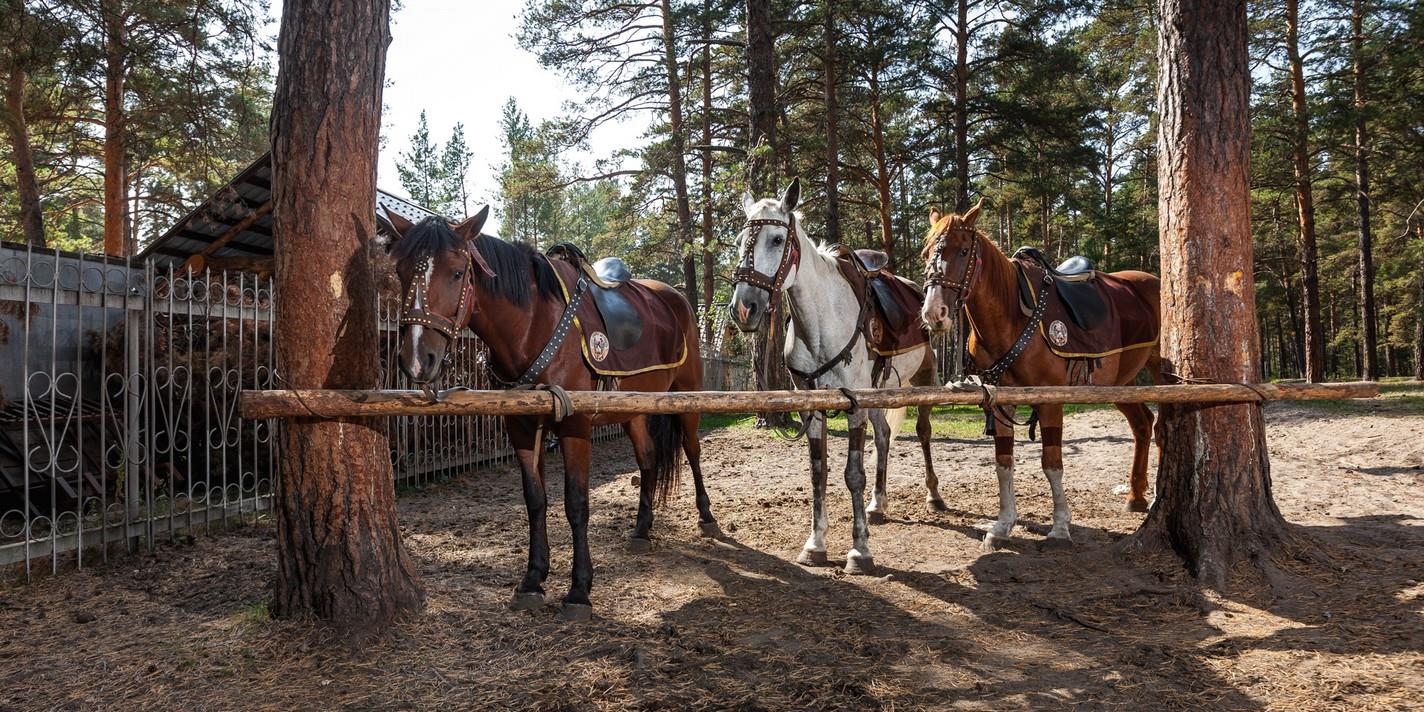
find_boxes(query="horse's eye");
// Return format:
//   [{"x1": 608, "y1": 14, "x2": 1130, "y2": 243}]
[
  {"x1": 959, "y1": 248, "x2": 969, "y2": 256},
  {"x1": 452, "y1": 270, "x2": 464, "y2": 279},
  {"x1": 772, "y1": 236, "x2": 784, "y2": 246}
]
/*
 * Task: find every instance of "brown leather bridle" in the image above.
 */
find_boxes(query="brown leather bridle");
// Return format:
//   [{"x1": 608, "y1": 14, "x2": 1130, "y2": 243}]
[
  {"x1": 922, "y1": 224, "x2": 981, "y2": 298},
  {"x1": 399, "y1": 239, "x2": 495, "y2": 350},
  {"x1": 732, "y1": 214, "x2": 802, "y2": 295}
]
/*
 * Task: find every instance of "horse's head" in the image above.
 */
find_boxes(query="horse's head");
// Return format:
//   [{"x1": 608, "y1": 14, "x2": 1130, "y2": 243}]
[
  {"x1": 729, "y1": 178, "x2": 802, "y2": 333},
  {"x1": 383, "y1": 206, "x2": 491, "y2": 383},
  {"x1": 919, "y1": 198, "x2": 984, "y2": 334}
]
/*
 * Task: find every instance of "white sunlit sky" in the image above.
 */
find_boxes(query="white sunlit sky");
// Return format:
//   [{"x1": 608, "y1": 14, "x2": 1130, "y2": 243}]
[{"x1": 266, "y1": 0, "x2": 650, "y2": 232}]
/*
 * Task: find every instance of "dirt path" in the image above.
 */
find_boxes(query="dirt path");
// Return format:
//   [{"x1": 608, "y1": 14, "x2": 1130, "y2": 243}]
[{"x1": 1, "y1": 403, "x2": 1420, "y2": 710}]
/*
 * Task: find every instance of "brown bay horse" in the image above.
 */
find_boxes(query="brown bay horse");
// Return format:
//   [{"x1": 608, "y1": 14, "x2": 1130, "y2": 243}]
[
  {"x1": 384, "y1": 208, "x2": 716, "y2": 621},
  {"x1": 919, "y1": 201, "x2": 1162, "y2": 551}
]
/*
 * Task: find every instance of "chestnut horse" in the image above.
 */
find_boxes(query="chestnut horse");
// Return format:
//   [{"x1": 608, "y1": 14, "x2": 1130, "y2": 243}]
[
  {"x1": 919, "y1": 201, "x2": 1162, "y2": 551},
  {"x1": 384, "y1": 207, "x2": 716, "y2": 621}
]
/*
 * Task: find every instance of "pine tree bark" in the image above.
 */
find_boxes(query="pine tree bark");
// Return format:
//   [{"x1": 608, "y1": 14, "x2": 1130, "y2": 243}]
[
  {"x1": 1128, "y1": 0, "x2": 1297, "y2": 586},
  {"x1": 2, "y1": 61, "x2": 44, "y2": 247},
  {"x1": 269, "y1": 0, "x2": 423, "y2": 636},
  {"x1": 823, "y1": 4, "x2": 842, "y2": 244},
  {"x1": 1352, "y1": 0, "x2": 1377, "y2": 380},
  {"x1": 1415, "y1": 231, "x2": 1424, "y2": 381},
  {"x1": 660, "y1": 0, "x2": 698, "y2": 313},
  {"x1": 1286, "y1": 0, "x2": 1325, "y2": 382},
  {"x1": 101, "y1": 0, "x2": 128, "y2": 257}
]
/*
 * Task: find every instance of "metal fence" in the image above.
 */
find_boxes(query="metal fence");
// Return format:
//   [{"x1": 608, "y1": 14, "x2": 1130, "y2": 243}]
[{"x1": 1, "y1": 243, "x2": 751, "y2": 579}]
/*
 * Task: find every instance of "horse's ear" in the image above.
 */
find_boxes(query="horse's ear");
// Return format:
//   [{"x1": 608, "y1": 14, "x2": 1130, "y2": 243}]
[
  {"x1": 454, "y1": 205, "x2": 491, "y2": 239},
  {"x1": 378, "y1": 207, "x2": 414, "y2": 252},
  {"x1": 780, "y1": 177, "x2": 801, "y2": 212},
  {"x1": 929, "y1": 207, "x2": 942, "y2": 226},
  {"x1": 963, "y1": 197, "x2": 984, "y2": 226},
  {"x1": 742, "y1": 190, "x2": 757, "y2": 213}
]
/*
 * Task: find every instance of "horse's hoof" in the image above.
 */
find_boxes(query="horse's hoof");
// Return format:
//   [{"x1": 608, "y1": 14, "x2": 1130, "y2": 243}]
[
  {"x1": 1040, "y1": 537, "x2": 1074, "y2": 552},
  {"x1": 926, "y1": 499, "x2": 948, "y2": 513},
  {"x1": 981, "y1": 533, "x2": 1011, "y2": 552},
  {"x1": 797, "y1": 548, "x2": 829, "y2": 566},
  {"x1": 558, "y1": 602, "x2": 593, "y2": 622},
  {"x1": 699, "y1": 521, "x2": 723, "y2": 538},
  {"x1": 844, "y1": 552, "x2": 876, "y2": 576},
  {"x1": 509, "y1": 591, "x2": 545, "y2": 611},
  {"x1": 867, "y1": 510, "x2": 888, "y2": 525},
  {"x1": 1125, "y1": 498, "x2": 1150, "y2": 513},
  {"x1": 626, "y1": 537, "x2": 652, "y2": 554}
]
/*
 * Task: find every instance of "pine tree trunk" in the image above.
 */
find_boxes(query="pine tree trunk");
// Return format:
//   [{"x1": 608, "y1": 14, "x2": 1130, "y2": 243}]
[
  {"x1": 952, "y1": 0, "x2": 970, "y2": 211},
  {"x1": 660, "y1": 0, "x2": 698, "y2": 313},
  {"x1": 269, "y1": 0, "x2": 423, "y2": 637},
  {"x1": 699, "y1": 0, "x2": 715, "y2": 335},
  {"x1": 1352, "y1": 0, "x2": 1377, "y2": 381},
  {"x1": 2, "y1": 65, "x2": 44, "y2": 247},
  {"x1": 823, "y1": 5, "x2": 842, "y2": 244},
  {"x1": 746, "y1": 0, "x2": 788, "y2": 427},
  {"x1": 1286, "y1": 0, "x2": 1325, "y2": 383},
  {"x1": 1415, "y1": 235, "x2": 1424, "y2": 381},
  {"x1": 102, "y1": 0, "x2": 128, "y2": 257},
  {"x1": 869, "y1": 80, "x2": 895, "y2": 267},
  {"x1": 746, "y1": 0, "x2": 777, "y2": 195},
  {"x1": 1128, "y1": 0, "x2": 1297, "y2": 586}
]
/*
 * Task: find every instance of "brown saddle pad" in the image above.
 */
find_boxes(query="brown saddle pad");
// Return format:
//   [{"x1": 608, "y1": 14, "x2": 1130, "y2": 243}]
[
  {"x1": 834, "y1": 257, "x2": 930, "y2": 358},
  {"x1": 551, "y1": 262, "x2": 689, "y2": 377},
  {"x1": 1017, "y1": 261, "x2": 1158, "y2": 359}
]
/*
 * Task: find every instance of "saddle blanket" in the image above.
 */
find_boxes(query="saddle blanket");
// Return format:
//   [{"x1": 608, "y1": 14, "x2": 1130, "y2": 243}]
[
  {"x1": 551, "y1": 261, "x2": 689, "y2": 377},
  {"x1": 833, "y1": 257, "x2": 930, "y2": 358}
]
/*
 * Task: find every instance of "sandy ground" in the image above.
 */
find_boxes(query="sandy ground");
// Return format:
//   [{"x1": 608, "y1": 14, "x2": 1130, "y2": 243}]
[{"x1": 0, "y1": 401, "x2": 1420, "y2": 711}]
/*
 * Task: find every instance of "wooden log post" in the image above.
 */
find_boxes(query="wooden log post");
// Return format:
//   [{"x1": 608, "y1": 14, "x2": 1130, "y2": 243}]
[{"x1": 241, "y1": 382, "x2": 1380, "y2": 420}]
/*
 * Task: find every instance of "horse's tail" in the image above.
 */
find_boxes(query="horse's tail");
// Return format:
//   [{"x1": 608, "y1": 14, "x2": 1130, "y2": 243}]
[{"x1": 648, "y1": 413, "x2": 684, "y2": 507}]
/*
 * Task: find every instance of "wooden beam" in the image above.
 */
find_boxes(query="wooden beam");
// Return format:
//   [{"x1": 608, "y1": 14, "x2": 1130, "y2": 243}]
[
  {"x1": 240, "y1": 381, "x2": 1380, "y2": 420},
  {"x1": 183, "y1": 201, "x2": 273, "y2": 273}
]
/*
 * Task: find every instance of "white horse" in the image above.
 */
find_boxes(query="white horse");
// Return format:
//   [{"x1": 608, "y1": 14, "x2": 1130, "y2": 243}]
[{"x1": 729, "y1": 179, "x2": 944, "y2": 575}]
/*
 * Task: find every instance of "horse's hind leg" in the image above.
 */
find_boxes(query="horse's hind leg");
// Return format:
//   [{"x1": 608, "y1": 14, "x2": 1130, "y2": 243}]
[
  {"x1": 1116, "y1": 402, "x2": 1154, "y2": 513},
  {"x1": 623, "y1": 417, "x2": 658, "y2": 552},
  {"x1": 680, "y1": 412, "x2": 721, "y2": 537},
  {"x1": 1037, "y1": 405, "x2": 1073, "y2": 549},
  {"x1": 509, "y1": 417, "x2": 549, "y2": 611},
  {"x1": 866, "y1": 408, "x2": 891, "y2": 524}
]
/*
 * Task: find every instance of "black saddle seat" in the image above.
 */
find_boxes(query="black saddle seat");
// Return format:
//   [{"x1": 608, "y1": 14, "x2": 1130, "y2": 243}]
[
  {"x1": 852, "y1": 249, "x2": 890, "y2": 275},
  {"x1": 1013, "y1": 247, "x2": 1108, "y2": 332},
  {"x1": 594, "y1": 257, "x2": 632, "y2": 284},
  {"x1": 547, "y1": 243, "x2": 643, "y2": 350}
]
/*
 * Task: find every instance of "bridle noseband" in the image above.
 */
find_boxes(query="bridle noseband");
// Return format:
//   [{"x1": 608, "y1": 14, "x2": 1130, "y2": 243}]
[{"x1": 732, "y1": 214, "x2": 801, "y2": 295}]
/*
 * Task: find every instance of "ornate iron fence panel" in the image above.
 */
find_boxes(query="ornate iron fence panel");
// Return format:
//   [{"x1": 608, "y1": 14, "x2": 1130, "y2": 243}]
[{"x1": 0, "y1": 244, "x2": 752, "y2": 578}]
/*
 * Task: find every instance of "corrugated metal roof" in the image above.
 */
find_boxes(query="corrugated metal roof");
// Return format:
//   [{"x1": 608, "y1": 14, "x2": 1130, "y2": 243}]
[{"x1": 137, "y1": 152, "x2": 440, "y2": 270}]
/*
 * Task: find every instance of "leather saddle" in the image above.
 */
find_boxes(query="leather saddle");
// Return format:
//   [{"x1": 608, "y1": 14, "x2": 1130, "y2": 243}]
[
  {"x1": 1013, "y1": 246, "x2": 1107, "y2": 331},
  {"x1": 829, "y1": 246, "x2": 928, "y2": 357},
  {"x1": 546, "y1": 243, "x2": 643, "y2": 350}
]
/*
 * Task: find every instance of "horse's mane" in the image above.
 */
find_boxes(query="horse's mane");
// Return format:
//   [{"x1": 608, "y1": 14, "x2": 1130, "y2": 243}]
[{"x1": 393, "y1": 217, "x2": 560, "y2": 307}]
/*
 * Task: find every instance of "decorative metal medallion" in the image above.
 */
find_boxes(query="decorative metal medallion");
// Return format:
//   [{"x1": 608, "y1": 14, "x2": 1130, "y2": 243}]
[
  {"x1": 590, "y1": 331, "x2": 610, "y2": 362},
  {"x1": 867, "y1": 317, "x2": 883, "y2": 345},
  {"x1": 1048, "y1": 319, "x2": 1069, "y2": 347}
]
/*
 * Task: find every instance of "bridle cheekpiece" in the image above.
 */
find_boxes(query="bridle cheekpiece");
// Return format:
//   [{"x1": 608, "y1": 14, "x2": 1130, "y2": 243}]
[{"x1": 732, "y1": 214, "x2": 801, "y2": 294}]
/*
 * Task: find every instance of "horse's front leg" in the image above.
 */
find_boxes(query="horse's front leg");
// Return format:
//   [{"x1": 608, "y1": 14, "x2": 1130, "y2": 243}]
[
  {"x1": 983, "y1": 411, "x2": 1017, "y2": 552},
  {"x1": 796, "y1": 411, "x2": 830, "y2": 566},
  {"x1": 555, "y1": 416, "x2": 595, "y2": 621},
  {"x1": 1038, "y1": 405, "x2": 1073, "y2": 549},
  {"x1": 509, "y1": 417, "x2": 549, "y2": 610},
  {"x1": 866, "y1": 408, "x2": 891, "y2": 524},
  {"x1": 844, "y1": 409, "x2": 875, "y2": 574}
]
